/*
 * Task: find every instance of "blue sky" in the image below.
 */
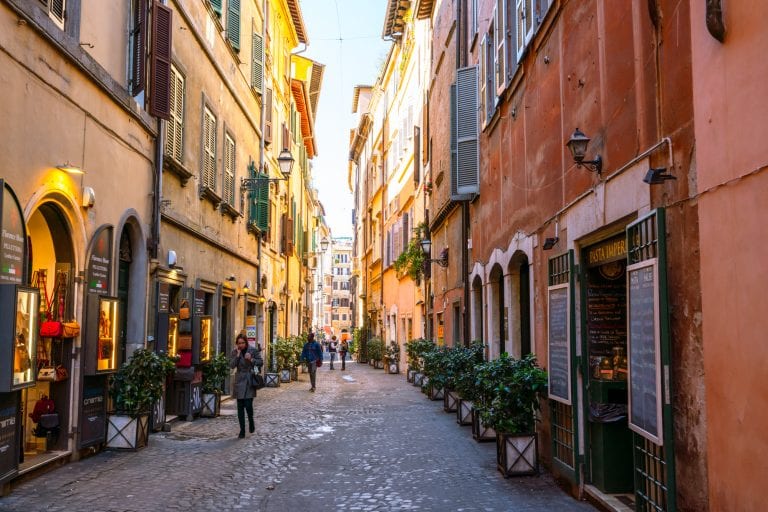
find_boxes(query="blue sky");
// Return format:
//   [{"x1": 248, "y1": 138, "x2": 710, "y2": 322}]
[{"x1": 300, "y1": 0, "x2": 389, "y2": 238}]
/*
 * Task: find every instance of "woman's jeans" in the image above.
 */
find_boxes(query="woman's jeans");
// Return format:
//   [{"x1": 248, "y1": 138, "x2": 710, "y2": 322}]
[
  {"x1": 329, "y1": 351, "x2": 337, "y2": 369},
  {"x1": 340, "y1": 352, "x2": 347, "y2": 370},
  {"x1": 236, "y1": 398, "x2": 254, "y2": 434}
]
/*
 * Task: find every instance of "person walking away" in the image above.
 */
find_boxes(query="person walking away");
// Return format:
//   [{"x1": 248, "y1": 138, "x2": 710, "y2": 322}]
[
  {"x1": 328, "y1": 335, "x2": 338, "y2": 370},
  {"x1": 339, "y1": 338, "x2": 349, "y2": 370},
  {"x1": 300, "y1": 332, "x2": 323, "y2": 392},
  {"x1": 230, "y1": 332, "x2": 258, "y2": 438}
]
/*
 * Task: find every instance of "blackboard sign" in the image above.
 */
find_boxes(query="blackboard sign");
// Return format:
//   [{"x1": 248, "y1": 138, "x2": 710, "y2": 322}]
[
  {"x1": 79, "y1": 377, "x2": 107, "y2": 448},
  {"x1": 0, "y1": 393, "x2": 18, "y2": 483},
  {"x1": 193, "y1": 289, "x2": 206, "y2": 316},
  {"x1": 548, "y1": 284, "x2": 571, "y2": 404},
  {"x1": 158, "y1": 282, "x2": 170, "y2": 313},
  {"x1": 586, "y1": 264, "x2": 626, "y2": 362},
  {"x1": 627, "y1": 261, "x2": 662, "y2": 444}
]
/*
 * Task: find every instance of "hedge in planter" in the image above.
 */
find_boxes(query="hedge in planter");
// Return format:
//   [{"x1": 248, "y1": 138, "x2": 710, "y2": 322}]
[
  {"x1": 107, "y1": 349, "x2": 176, "y2": 450},
  {"x1": 421, "y1": 346, "x2": 449, "y2": 400},
  {"x1": 474, "y1": 353, "x2": 547, "y2": 476},
  {"x1": 200, "y1": 352, "x2": 229, "y2": 417},
  {"x1": 366, "y1": 337, "x2": 385, "y2": 368},
  {"x1": 446, "y1": 342, "x2": 484, "y2": 415},
  {"x1": 405, "y1": 337, "x2": 434, "y2": 375}
]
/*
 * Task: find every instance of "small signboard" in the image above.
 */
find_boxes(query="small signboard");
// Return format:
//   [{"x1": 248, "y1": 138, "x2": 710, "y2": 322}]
[
  {"x1": 627, "y1": 259, "x2": 663, "y2": 445},
  {"x1": 547, "y1": 284, "x2": 571, "y2": 404},
  {"x1": 246, "y1": 315, "x2": 257, "y2": 348},
  {"x1": 87, "y1": 226, "x2": 113, "y2": 295},
  {"x1": 0, "y1": 393, "x2": 19, "y2": 483},
  {"x1": 79, "y1": 377, "x2": 107, "y2": 448},
  {"x1": 0, "y1": 181, "x2": 26, "y2": 285},
  {"x1": 158, "y1": 282, "x2": 170, "y2": 313}
]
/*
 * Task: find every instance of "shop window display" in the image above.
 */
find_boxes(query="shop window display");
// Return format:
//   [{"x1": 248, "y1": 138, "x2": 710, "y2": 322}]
[
  {"x1": 199, "y1": 316, "x2": 212, "y2": 363},
  {"x1": 97, "y1": 298, "x2": 118, "y2": 371},
  {"x1": 168, "y1": 315, "x2": 179, "y2": 357}
]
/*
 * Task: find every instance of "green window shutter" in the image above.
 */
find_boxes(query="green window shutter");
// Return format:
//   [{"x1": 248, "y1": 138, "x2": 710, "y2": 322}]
[
  {"x1": 251, "y1": 32, "x2": 264, "y2": 94},
  {"x1": 454, "y1": 65, "x2": 480, "y2": 197},
  {"x1": 209, "y1": 0, "x2": 222, "y2": 18},
  {"x1": 227, "y1": 0, "x2": 240, "y2": 51},
  {"x1": 255, "y1": 173, "x2": 269, "y2": 231}
]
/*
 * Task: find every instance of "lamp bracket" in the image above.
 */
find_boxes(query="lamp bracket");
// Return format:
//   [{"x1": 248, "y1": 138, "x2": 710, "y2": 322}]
[{"x1": 577, "y1": 155, "x2": 602, "y2": 175}]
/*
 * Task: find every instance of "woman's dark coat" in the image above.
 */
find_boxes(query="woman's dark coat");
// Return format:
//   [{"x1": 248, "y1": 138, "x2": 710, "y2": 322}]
[{"x1": 229, "y1": 346, "x2": 260, "y2": 399}]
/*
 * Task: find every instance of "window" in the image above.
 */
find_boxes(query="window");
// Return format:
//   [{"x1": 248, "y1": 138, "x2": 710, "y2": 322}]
[
  {"x1": 41, "y1": 0, "x2": 66, "y2": 29},
  {"x1": 227, "y1": 0, "x2": 241, "y2": 51},
  {"x1": 223, "y1": 134, "x2": 235, "y2": 205},
  {"x1": 202, "y1": 107, "x2": 217, "y2": 190},
  {"x1": 128, "y1": 0, "x2": 147, "y2": 96},
  {"x1": 165, "y1": 66, "x2": 184, "y2": 162},
  {"x1": 516, "y1": 0, "x2": 534, "y2": 60},
  {"x1": 494, "y1": 3, "x2": 506, "y2": 95}
]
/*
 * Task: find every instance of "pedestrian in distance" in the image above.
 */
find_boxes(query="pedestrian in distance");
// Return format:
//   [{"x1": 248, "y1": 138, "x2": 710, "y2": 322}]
[
  {"x1": 230, "y1": 332, "x2": 258, "y2": 438},
  {"x1": 339, "y1": 337, "x2": 349, "y2": 371},
  {"x1": 328, "y1": 335, "x2": 338, "y2": 370},
  {"x1": 300, "y1": 332, "x2": 323, "y2": 392}
]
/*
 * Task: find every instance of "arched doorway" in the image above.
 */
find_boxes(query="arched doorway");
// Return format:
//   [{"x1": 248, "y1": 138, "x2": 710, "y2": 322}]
[
  {"x1": 116, "y1": 217, "x2": 148, "y2": 359},
  {"x1": 470, "y1": 275, "x2": 484, "y2": 344},
  {"x1": 507, "y1": 251, "x2": 531, "y2": 358},
  {"x1": 488, "y1": 264, "x2": 505, "y2": 358},
  {"x1": 25, "y1": 201, "x2": 76, "y2": 461}
]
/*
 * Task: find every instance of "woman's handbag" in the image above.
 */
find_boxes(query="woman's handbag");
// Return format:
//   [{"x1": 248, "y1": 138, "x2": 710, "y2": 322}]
[
  {"x1": 250, "y1": 371, "x2": 265, "y2": 390},
  {"x1": 179, "y1": 299, "x2": 190, "y2": 320},
  {"x1": 316, "y1": 358, "x2": 323, "y2": 367},
  {"x1": 61, "y1": 321, "x2": 80, "y2": 338},
  {"x1": 40, "y1": 320, "x2": 63, "y2": 338}
]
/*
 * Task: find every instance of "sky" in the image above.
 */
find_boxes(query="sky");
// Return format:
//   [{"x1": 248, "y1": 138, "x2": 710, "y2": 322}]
[{"x1": 299, "y1": 0, "x2": 390, "y2": 238}]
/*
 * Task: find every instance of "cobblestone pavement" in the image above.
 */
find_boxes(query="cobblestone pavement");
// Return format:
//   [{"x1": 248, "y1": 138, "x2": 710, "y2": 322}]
[{"x1": 0, "y1": 362, "x2": 596, "y2": 512}]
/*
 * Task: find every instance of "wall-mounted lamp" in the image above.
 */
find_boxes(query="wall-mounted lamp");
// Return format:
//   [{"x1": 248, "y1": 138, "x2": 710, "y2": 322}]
[
  {"x1": 566, "y1": 128, "x2": 602, "y2": 175},
  {"x1": 320, "y1": 237, "x2": 330, "y2": 251},
  {"x1": 643, "y1": 167, "x2": 676, "y2": 185},
  {"x1": 242, "y1": 280, "x2": 251, "y2": 295},
  {"x1": 226, "y1": 274, "x2": 237, "y2": 282},
  {"x1": 82, "y1": 186, "x2": 96, "y2": 208},
  {"x1": 257, "y1": 295, "x2": 266, "y2": 304},
  {"x1": 543, "y1": 221, "x2": 559, "y2": 250},
  {"x1": 240, "y1": 150, "x2": 294, "y2": 195},
  {"x1": 56, "y1": 163, "x2": 86, "y2": 175},
  {"x1": 420, "y1": 238, "x2": 449, "y2": 268},
  {"x1": 167, "y1": 250, "x2": 183, "y2": 271}
]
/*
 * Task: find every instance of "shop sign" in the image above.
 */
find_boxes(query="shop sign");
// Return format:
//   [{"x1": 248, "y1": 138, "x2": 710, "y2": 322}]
[
  {"x1": 586, "y1": 234, "x2": 626, "y2": 267},
  {"x1": 0, "y1": 181, "x2": 26, "y2": 284},
  {"x1": 158, "y1": 282, "x2": 170, "y2": 313},
  {"x1": 79, "y1": 378, "x2": 106, "y2": 448},
  {"x1": 547, "y1": 284, "x2": 571, "y2": 404},
  {"x1": 0, "y1": 394, "x2": 18, "y2": 480},
  {"x1": 246, "y1": 315, "x2": 257, "y2": 348},
  {"x1": 87, "y1": 227, "x2": 113, "y2": 295},
  {"x1": 193, "y1": 289, "x2": 205, "y2": 316}
]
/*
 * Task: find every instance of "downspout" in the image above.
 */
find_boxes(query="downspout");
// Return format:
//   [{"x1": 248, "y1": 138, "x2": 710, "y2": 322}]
[
  {"x1": 456, "y1": 0, "x2": 471, "y2": 346},
  {"x1": 151, "y1": 119, "x2": 163, "y2": 262},
  {"x1": 258, "y1": 0, "x2": 266, "y2": 345}
]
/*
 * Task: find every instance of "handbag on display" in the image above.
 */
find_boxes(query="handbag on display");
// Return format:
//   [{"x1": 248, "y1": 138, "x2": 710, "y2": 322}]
[
  {"x1": 29, "y1": 395, "x2": 55, "y2": 423},
  {"x1": 55, "y1": 364, "x2": 69, "y2": 381},
  {"x1": 37, "y1": 366, "x2": 56, "y2": 381},
  {"x1": 179, "y1": 299, "x2": 190, "y2": 320},
  {"x1": 177, "y1": 333, "x2": 193, "y2": 351},
  {"x1": 40, "y1": 320, "x2": 63, "y2": 338},
  {"x1": 176, "y1": 349, "x2": 193, "y2": 368},
  {"x1": 61, "y1": 321, "x2": 81, "y2": 338},
  {"x1": 14, "y1": 339, "x2": 31, "y2": 373}
]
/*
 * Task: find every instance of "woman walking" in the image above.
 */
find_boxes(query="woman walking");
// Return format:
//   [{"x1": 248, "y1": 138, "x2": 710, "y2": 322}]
[{"x1": 230, "y1": 332, "x2": 258, "y2": 438}]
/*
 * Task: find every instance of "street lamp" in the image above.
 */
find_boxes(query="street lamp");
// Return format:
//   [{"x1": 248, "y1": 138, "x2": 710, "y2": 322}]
[
  {"x1": 320, "y1": 237, "x2": 330, "y2": 251},
  {"x1": 566, "y1": 128, "x2": 602, "y2": 175},
  {"x1": 420, "y1": 238, "x2": 449, "y2": 268}
]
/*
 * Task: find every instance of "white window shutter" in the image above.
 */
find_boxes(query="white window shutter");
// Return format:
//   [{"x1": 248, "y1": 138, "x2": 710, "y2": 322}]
[
  {"x1": 252, "y1": 33, "x2": 264, "y2": 94},
  {"x1": 454, "y1": 66, "x2": 480, "y2": 197}
]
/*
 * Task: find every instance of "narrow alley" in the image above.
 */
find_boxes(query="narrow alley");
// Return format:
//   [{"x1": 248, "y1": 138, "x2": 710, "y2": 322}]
[{"x1": 0, "y1": 363, "x2": 594, "y2": 512}]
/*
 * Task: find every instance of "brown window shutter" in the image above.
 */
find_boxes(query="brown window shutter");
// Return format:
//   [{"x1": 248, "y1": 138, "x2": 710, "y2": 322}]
[
  {"x1": 265, "y1": 88, "x2": 273, "y2": 145},
  {"x1": 286, "y1": 217, "x2": 294, "y2": 255},
  {"x1": 282, "y1": 123, "x2": 289, "y2": 151},
  {"x1": 281, "y1": 213, "x2": 287, "y2": 253},
  {"x1": 149, "y1": 2, "x2": 173, "y2": 120},
  {"x1": 130, "y1": 0, "x2": 147, "y2": 95}
]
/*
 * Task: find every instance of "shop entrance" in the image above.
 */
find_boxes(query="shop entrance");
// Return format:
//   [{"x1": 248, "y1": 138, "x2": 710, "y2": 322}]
[
  {"x1": 23, "y1": 202, "x2": 75, "y2": 467},
  {"x1": 581, "y1": 234, "x2": 634, "y2": 504}
]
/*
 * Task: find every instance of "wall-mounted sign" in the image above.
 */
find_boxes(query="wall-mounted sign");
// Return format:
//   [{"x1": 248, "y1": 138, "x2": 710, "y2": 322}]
[
  {"x1": 547, "y1": 284, "x2": 571, "y2": 404},
  {"x1": 0, "y1": 393, "x2": 18, "y2": 483},
  {"x1": 158, "y1": 282, "x2": 170, "y2": 313},
  {"x1": 627, "y1": 259, "x2": 663, "y2": 445},
  {"x1": 246, "y1": 315, "x2": 257, "y2": 348},
  {"x1": 79, "y1": 377, "x2": 106, "y2": 448},
  {"x1": 0, "y1": 181, "x2": 26, "y2": 284},
  {"x1": 87, "y1": 226, "x2": 113, "y2": 295},
  {"x1": 586, "y1": 233, "x2": 627, "y2": 267},
  {"x1": 193, "y1": 289, "x2": 205, "y2": 316}
]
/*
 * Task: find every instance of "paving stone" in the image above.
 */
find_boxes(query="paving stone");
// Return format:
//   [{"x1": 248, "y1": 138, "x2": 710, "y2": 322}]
[{"x1": 0, "y1": 363, "x2": 596, "y2": 511}]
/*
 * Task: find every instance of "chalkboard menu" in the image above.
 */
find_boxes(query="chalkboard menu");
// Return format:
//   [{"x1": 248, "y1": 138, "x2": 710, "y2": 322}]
[
  {"x1": 627, "y1": 261, "x2": 662, "y2": 444},
  {"x1": 548, "y1": 284, "x2": 571, "y2": 404},
  {"x1": 79, "y1": 377, "x2": 107, "y2": 448},
  {"x1": 586, "y1": 263, "x2": 627, "y2": 362},
  {"x1": 0, "y1": 393, "x2": 18, "y2": 483}
]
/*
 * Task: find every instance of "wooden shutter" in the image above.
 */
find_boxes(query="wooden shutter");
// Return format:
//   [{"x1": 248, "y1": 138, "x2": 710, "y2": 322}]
[
  {"x1": 494, "y1": 3, "x2": 505, "y2": 94},
  {"x1": 203, "y1": 108, "x2": 216, "y2": 189},
  {"x1": 149, "y1": 2, "x2": 173, "y2": 120},
  {"x1": 49, "y1": 0, "x2": 65, "y2": 28},
  {"x1": 251, "y1": 32, "x2": 264, "y2": 94},
  {"x1": 485, "y1": 34, "x2": 495, "y2": 122},
  {"x1": 209, "y1": 0, "x2": 222, "y2": 18},
  {"x1": 449, "y1": 83, "x2": 460, "y2": 199},
  {"x1": 130, "y1": 0, "x2": 147, "y2": 95},
  {"x1": 165, "y1": 66, "x2": 184, "y2": 162},
  {"x1": 223, "y1": 135, "x2": 235, "y2": 205},
  {"x1": 413, "y1": 126, "x2": 421, "y2": 185},
  {"x1": 255, "y1": 172, "x2": 269, "y2": 232},
  {"x1": 265, "y1": 88, "x2": 273, "y2": 145},
  {"x1": 286, "y1": 217, "x2": 294, "y2": 255},
  {"x1": 505, "y1": 0, "x2": 518, "y2": 83},
  {"x1": 455, "y1": 66, "x2": 480, "y2": 197},
  {"x1": 227, "y1": 0, "x2": 241, "y2": 51}
]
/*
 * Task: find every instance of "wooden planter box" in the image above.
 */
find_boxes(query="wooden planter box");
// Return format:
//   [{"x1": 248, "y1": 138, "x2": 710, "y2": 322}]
[
  {"x1": 428, "y1": 384, "x2": 444, "y2": 401},
  {"x1": 106, "y1": 413, "x2": 150, "y2": 450},
  {"x1": 471, "y1": 408, "x2": 496, "y2": 442},
  {"x1": 374, "y1": 360, "x2": 384, "y2": 369},
  {"x1": 444, "y1": 389, "x2": 459, "y2": 412},
  {"x1": 496, "y1": 432, "x2": 538, "y2": 477},
  {"x1": 279, "y1": 369, "x2": 291, "y2": 382},
  {"x1": 199, "y1": 392, "x2": 221, "y2": 417},
  {"x1": 290, "y1": 367, "x2": 298, "y2": 381},
  {"x1": 457, "y1": 399, "x2": 473, "y2": 425},
  {"x1": 407, "y1": 369, "x2": 417, "y2": 383},
  {"x1": 413, "y1": 373, "x2": 424, "y2": 387},
  {"x1": 421, "y1": 375, "x2": 430, "y2": 394},
  {"x1": 386, "y1": 361, "x2": 399, "y2": 374},
  {"x1": 265, "y1": 373, "x2": 280, "y2": 387}
]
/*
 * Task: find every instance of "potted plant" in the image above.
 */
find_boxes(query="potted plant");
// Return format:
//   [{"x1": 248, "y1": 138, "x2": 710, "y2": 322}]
[
  {"x1": 453, "y1": 342, "x2": 485, "y2": 425},
  {"x1": 353, "y1": 326, "x2": 366, "y2": 364},
  {"x1": 421, "y1": 345, "x2": 448, "y2": 400},
  {"x1": 475, "y1": 353, "x2": 548, "y2": 476},
  {"x1": 107, "y1": 348, "x2": 176, "y2": 450},
  {"x1": 265, "y1": 337, "x2": 280, "y2": 387},
  {"x1": 406, "y1": 338, "x2": 434, "y2": 386},
  {"x1": 366, "y1": 337, "x2": 385, "y2": 368},
  {"x1": 290, "y1": 334, "x2": 305, "y2": 380},
  {"x1": 200, "y1": 352, "x2": 229, "y2": 417},
  {"x1": 275, "y1": 336, "x2": 297, "y2": 382},
  {"x1": 384, "y1": 341, "x2": 400, "y2": 374}
]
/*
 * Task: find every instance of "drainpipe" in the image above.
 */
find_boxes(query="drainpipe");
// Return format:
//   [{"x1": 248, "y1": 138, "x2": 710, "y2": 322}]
[
  {"x1": 257, "y1": 0, "x2": 266, "y2": 345},
  {"x1": 151, "y1": 119, "x2": 163, "y2": 262}
]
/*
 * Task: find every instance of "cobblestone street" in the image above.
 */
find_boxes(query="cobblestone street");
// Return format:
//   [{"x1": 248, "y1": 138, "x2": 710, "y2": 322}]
[{"x1": 0, "y1": 363, "x2": 596, "y2": 512}]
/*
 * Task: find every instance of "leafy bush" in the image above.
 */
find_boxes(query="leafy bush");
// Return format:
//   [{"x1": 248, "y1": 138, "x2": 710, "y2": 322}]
[
  {"x1": 405, "y1": 338, "x2": 435, "y2": 371},
  {"x1": 366, "y1": 336, "x2": 385, "y2": 362},
  {"x1": 385, "y1": 341, "x2": 401, "y2": 362},
  {"x1": 421, "y1": 345, "x2": 451, "y2": 391},
  {"x1": 474, "y1": 353, "x2": 547, "y2": 434},
  {"x1": 201, "y1": 352, "x2": 230, "y2": 394},
  {"x1": 451, "y1": 342, "x2": 486, "y2": 399},
  {"x1": 110, "y1": 349, "x2": 176, "y2": 415},
  {"x1": 275, "y1": 336, "x2": 299, "y2": 371}
]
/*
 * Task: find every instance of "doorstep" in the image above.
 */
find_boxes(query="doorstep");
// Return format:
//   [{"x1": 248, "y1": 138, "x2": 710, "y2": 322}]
[
  {"x1": 18, "y1": 450, "x2": 71, "y2": 475},
  {"x1": 583, "y1": 484, "x2": 634, "y2": 512}
]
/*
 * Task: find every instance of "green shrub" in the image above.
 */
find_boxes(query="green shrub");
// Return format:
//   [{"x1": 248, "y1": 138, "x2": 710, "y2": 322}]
[
  {"x1": 201, "y1": 352, "x2": 230, "y2": 394},
  {"x1": 110, "y1": 349, "x2": 176, "y2": 415},
  {"x1": 366, "y1": 336, "x2": 385, "y2": 362},
  {"x1": 405, "y1": 338, "x2": 435, "y2": 372}
]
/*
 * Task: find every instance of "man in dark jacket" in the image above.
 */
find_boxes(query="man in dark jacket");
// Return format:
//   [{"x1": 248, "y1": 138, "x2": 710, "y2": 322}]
[{"x1": 300, "y1": 332, "x2": 323, "y2": 392}]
